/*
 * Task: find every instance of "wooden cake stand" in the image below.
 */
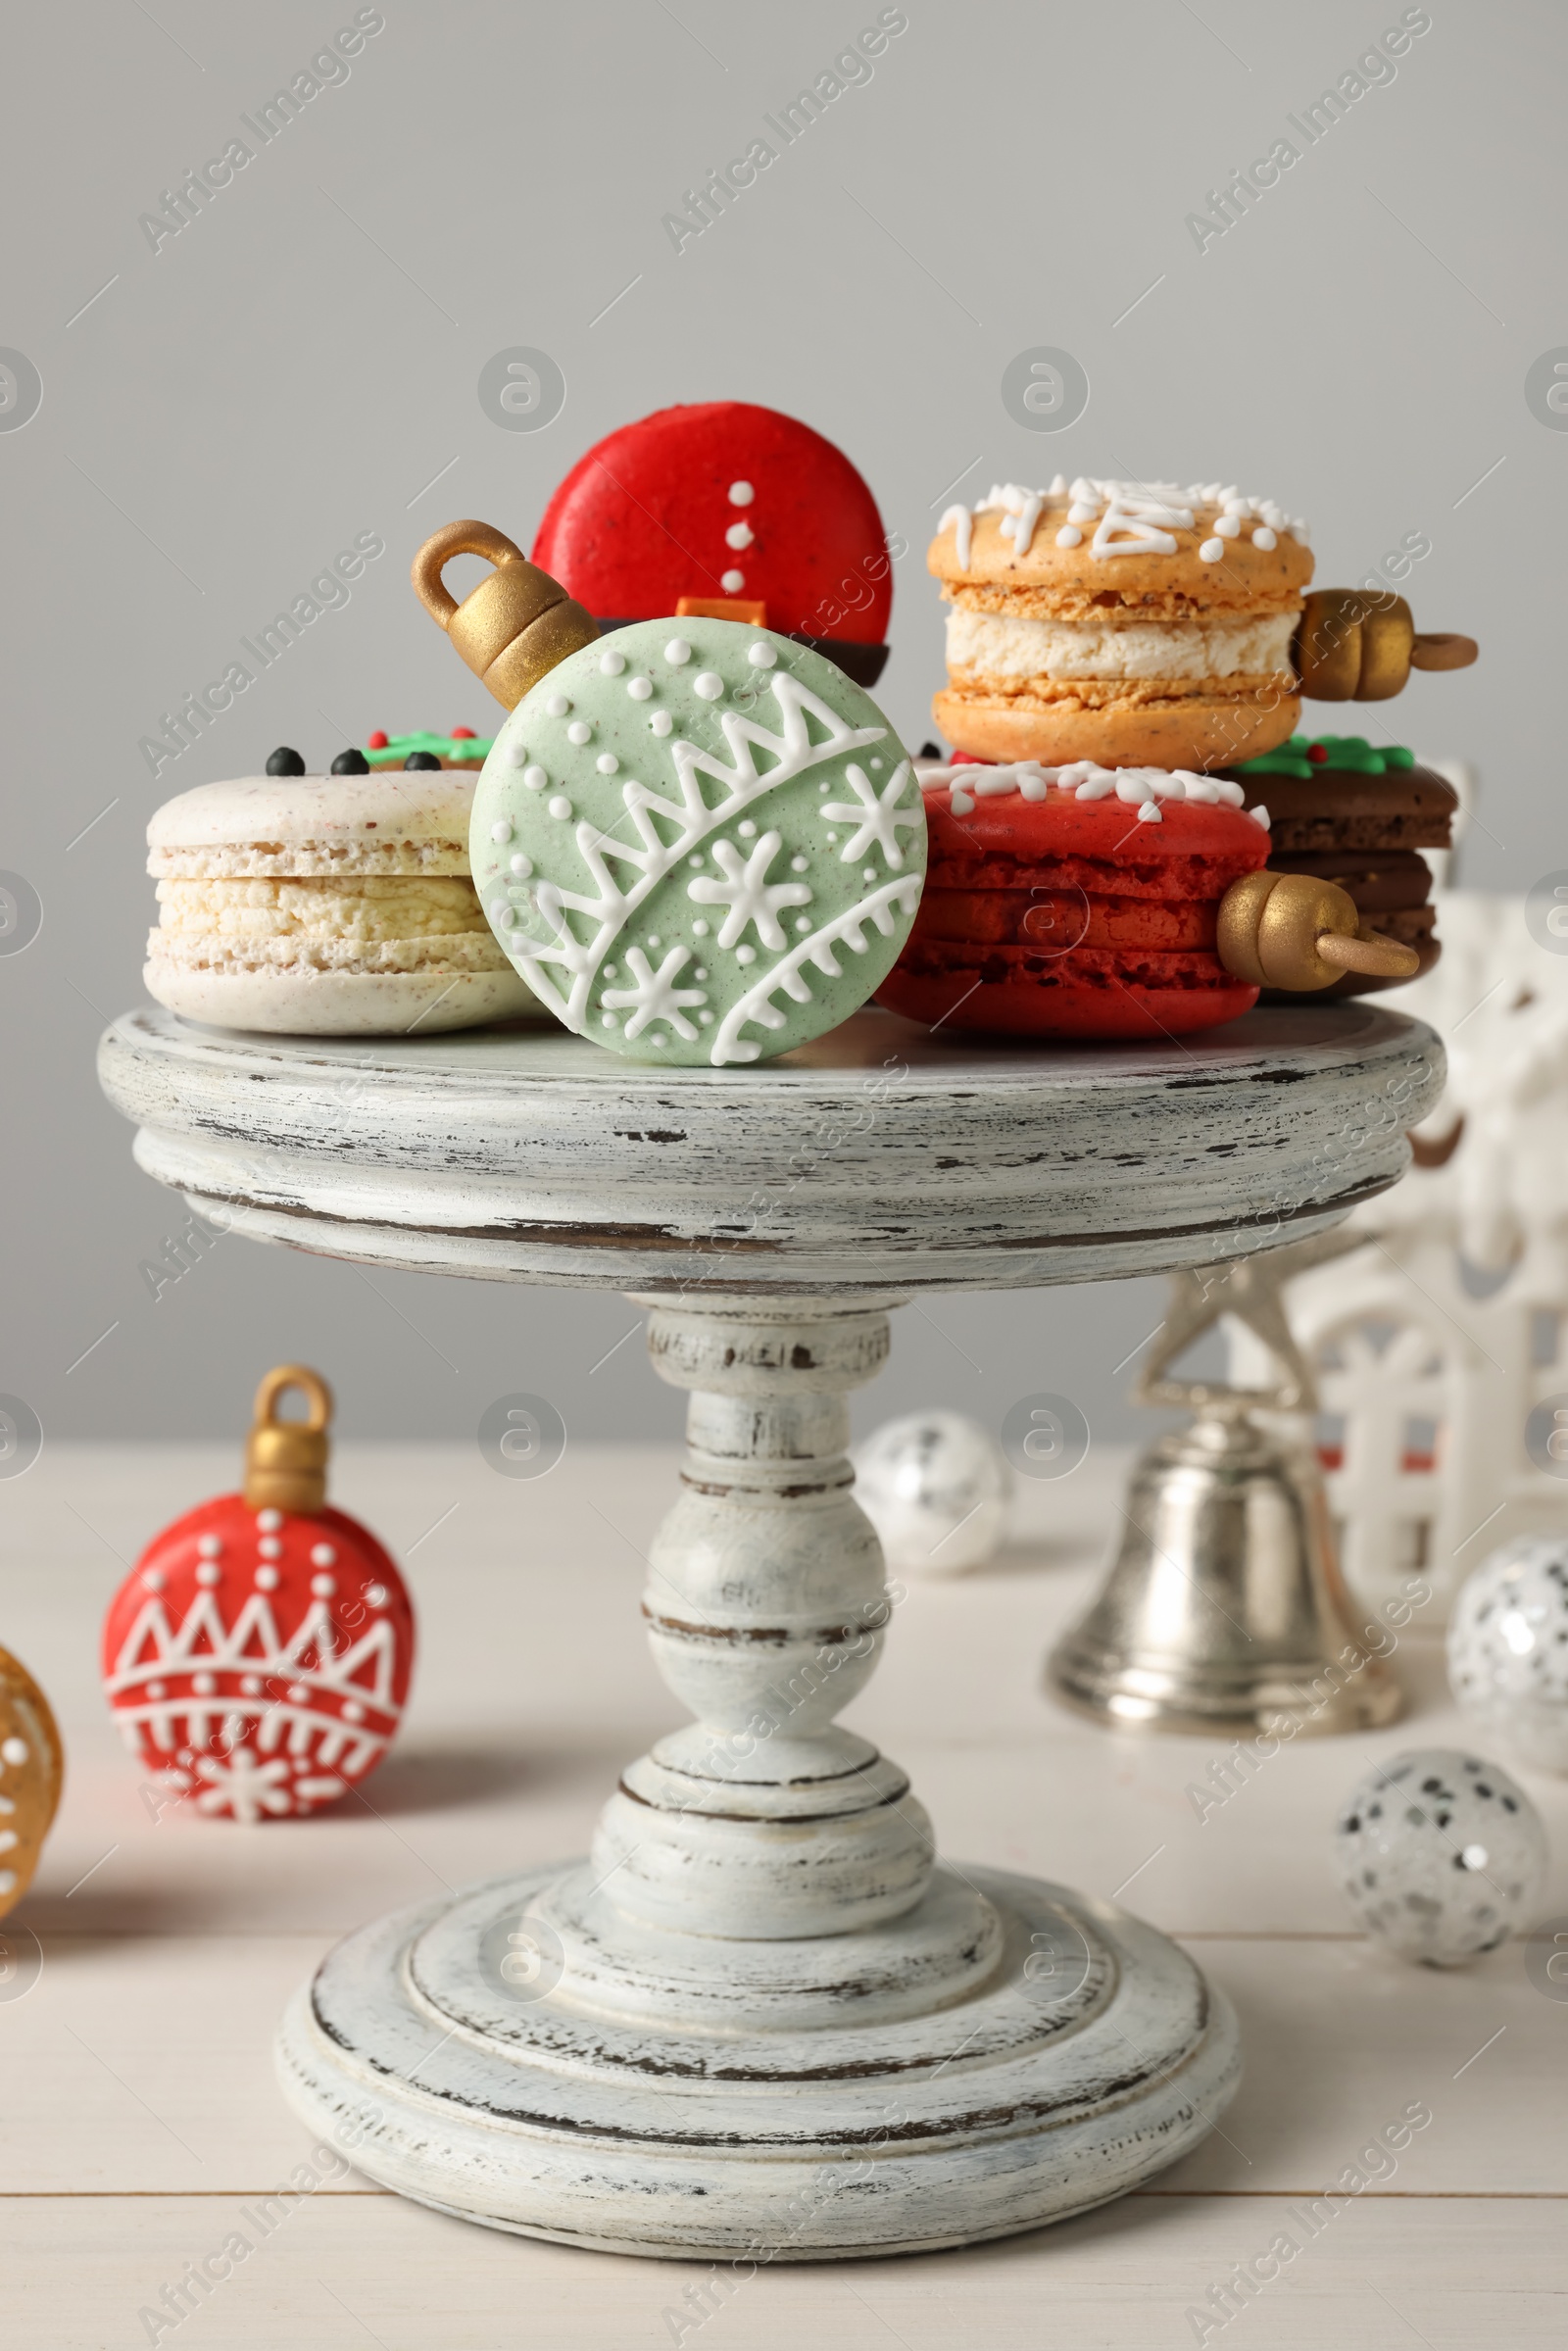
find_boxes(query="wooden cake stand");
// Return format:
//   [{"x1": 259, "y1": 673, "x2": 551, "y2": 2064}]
[{"x1": 99, "y1": 999, "x2": 1443, "y2": 2261}]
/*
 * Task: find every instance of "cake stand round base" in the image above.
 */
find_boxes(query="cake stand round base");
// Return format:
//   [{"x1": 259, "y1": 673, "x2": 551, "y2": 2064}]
[{"x1": 276, "y1": 1858, "x2": 1239, "y2": 2261}]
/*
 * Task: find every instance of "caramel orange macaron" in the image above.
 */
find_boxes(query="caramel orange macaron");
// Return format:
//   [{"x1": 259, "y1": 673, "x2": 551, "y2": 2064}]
[
  {"x1": 877, "y1": 760, "x2": 1273, "y2": 1040},
  {"x1": 929, "y1": 478, "x2": 1311, "y2": 773}
]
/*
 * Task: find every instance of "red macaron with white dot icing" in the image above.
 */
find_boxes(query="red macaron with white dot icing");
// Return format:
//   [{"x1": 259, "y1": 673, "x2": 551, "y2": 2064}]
[{"x1": 531, "y1": 401, "x2": 896, "y2": 684}]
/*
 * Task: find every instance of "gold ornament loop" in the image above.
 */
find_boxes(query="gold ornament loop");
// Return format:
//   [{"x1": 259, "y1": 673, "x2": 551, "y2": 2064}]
[
  {"x1": 244, "y1": 1364, "x2": 333, "y2": 1516},
  {"x1": 1410, "y1": 631, "x2": 1479, "y2": 672},
  {"x1": 1315, "y1": 928, "x2": 1421, "y2": 980},
  {"x1": 411, "y1": 518, "x2": 526, "y2": 632}
]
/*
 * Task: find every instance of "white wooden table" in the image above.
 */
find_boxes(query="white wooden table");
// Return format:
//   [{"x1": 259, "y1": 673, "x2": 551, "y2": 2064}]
[{"x1": 4, "y1": 1436, "x2": 1563, "y2": 2345}]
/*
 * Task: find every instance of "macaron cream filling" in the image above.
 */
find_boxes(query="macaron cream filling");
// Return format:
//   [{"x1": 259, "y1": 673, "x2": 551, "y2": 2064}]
[
  {"x1": 945, "y1": 608, "x2": 1297, "y2": 689},
  {"x1": 154, "y1": 873, "x2": 501, "y2": 951}
]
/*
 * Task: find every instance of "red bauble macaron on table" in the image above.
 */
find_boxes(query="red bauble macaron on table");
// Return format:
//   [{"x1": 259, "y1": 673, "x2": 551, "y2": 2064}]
[{"x1": 100, "y1": 1367, "x2": 415, "y2": 1823}]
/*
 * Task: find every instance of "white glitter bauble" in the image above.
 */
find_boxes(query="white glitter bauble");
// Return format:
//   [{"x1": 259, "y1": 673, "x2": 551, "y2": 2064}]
[
  {"x1": 853, "y1": 1411, "x2": 1012, "y2": 1577},
  {"x1": 1447, "y1": 1536, "x2": 1568, "y2": 1775},
  {"x1": 1333, "y1": 1746, "x2": 1546, "y2": 1968}
]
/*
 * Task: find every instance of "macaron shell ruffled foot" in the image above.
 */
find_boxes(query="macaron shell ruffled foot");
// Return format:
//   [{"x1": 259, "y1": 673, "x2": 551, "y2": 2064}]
[
  {"x1": 145, "y1": 766, "x2": 543, "y2": 1034},
  {"x1": 471, "y1": 621, "x2": 925, "y2": 1065}
]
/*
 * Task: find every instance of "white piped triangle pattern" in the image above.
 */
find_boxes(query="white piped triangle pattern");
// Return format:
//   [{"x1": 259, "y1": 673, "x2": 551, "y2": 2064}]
[{"x1": 106, "y1": 1578, "x2": 406, "y2": 1805}]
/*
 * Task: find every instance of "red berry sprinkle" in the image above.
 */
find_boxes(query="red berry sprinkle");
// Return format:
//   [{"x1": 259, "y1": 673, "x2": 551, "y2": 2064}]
[
  {"x1": 451, "y1": 726, "x2": 476, "y2": 740},
  {"x1": 367, "y1": 730, "x2": 389, "y2": 749},
  {"x1": 1307, "y1": 742, "x2": 1329, "y2": 763}
]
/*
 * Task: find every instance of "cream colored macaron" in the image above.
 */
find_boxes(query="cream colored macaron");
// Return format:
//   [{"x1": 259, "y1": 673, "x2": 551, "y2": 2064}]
[
  {"x1": 930, "y1": 478, "x2": 1313, "y2": 772},
  {"x1": 145, "y1": 763, "x2": 542, "y2": 1035}
]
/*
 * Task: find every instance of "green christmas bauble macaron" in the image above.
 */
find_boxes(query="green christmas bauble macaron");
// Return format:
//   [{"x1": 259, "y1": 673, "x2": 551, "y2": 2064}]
[{"x1": 470, "y1": 619, "x2": 926, "y2": 1065}]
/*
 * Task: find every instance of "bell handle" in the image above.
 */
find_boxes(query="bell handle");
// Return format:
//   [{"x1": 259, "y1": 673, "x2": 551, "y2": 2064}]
[
  {"x1": 1314, "y1": 925, "x2": 1421, "y2": 981},
  {"x1": 252, "y1": 1363, "x2": 333, "y2": 1436},
  {"x1": 1409, "y1": 630, "x2": 1478, "y2": 672},
  {"x1": 411, "y1": 519, "x2": 528, "y2": 635}
]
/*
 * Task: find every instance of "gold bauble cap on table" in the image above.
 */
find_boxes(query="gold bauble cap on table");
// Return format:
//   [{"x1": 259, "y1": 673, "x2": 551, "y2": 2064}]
[{"x1": 243, "y1": 1364, "x2": 333, "y2": 1515}]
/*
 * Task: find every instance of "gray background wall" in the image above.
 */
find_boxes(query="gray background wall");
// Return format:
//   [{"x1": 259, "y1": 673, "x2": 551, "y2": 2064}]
[{"x1": 2, "y1": 0, "x2": 1555, "y2": 1448}]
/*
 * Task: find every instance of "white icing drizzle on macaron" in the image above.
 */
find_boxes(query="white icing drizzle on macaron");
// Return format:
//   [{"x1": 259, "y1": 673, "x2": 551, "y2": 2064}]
[
  {"x1": 941, "y1": 480, "x2": 1308, "y2": 568},
  {"x1": 998, "y1": 489, "x2": 1044, "y2": 558},
  {"x1": 920, "y1": 759, "x2": 1252, "y2": 816},
  {"x1": 939, "y1": 503, "x2": 974, "y2": 570}
]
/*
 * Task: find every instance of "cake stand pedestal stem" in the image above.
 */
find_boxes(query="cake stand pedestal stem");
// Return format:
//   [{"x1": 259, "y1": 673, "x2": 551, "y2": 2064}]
[{"x1": 593, "y1": 1295, "x2": 929, "y2": 1939}]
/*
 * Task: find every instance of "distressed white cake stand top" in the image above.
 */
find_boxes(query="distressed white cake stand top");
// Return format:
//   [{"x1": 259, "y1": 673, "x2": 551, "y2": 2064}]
[
  {"x1": 98, "y1": 1001, "x2": 1443, "y2": 1294},
  {"x1": 96, "y1": 1000, "x2": 1444, "y2": 2260}
]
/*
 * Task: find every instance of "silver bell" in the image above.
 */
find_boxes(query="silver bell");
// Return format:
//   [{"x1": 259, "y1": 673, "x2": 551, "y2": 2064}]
[{"x1": 1048, "y1": 1233, "x2": 1404, "y2": 1738}]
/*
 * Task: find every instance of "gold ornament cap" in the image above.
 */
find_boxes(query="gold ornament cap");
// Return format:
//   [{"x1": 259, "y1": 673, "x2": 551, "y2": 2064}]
[
  {"x1": 1294, "y1": 587, "x2": 1477, "y2": 702},
  {"x1": 1216, "y1": 869, "x2": 1420, "y2": 990},
  {"x1": 412, "y1": 520, "x2": 600, "y2": 710},
  {"x1": 243, "y1": 1365, "x2": 332, "y2": 1515}
]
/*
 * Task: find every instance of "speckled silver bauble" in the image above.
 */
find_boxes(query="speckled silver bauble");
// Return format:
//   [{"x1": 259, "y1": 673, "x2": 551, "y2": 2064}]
[
  {"x1": 1447, "y1": 1536, "x2": 1568, "y2": 1775},
  {"x1": 1333, "y1": 1746, "x2": 1546, "y2": 1967},
  {"x1": 853, "y1": 1410, "x2": 1012, "y2": 1576}
]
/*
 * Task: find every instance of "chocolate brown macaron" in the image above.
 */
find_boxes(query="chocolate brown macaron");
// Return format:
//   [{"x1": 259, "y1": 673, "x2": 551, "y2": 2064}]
[{"x1": 1221, "y1": 732, "x2": 1455, "y2": 995}]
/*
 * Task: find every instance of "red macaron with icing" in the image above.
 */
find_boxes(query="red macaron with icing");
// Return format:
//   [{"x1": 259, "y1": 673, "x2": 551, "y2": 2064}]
[
  {"x1": 531, "y1": 401, "x2": 894, "y2": 683},
  {"x1": 878, "y1": 761, "x2": 1274, "y2": 1039}
]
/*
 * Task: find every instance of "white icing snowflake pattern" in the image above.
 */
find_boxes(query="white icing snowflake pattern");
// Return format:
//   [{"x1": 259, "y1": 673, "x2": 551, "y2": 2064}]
[
  {"x1": 687, "y1": 830, "x2": 811, "y2": 950},
  {"x1": 190, "y1": 1750, "x2": 294, "y2": 1823},
  {"x1": 601, "y1": 945, "x2": 709, "y2": 1040},
  {"x1": 819, "y1": 761, "x2": 920, "y2": 868},
  {"x1": 497, "y1": 665, "x2": 924, "y2": 1064}
]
